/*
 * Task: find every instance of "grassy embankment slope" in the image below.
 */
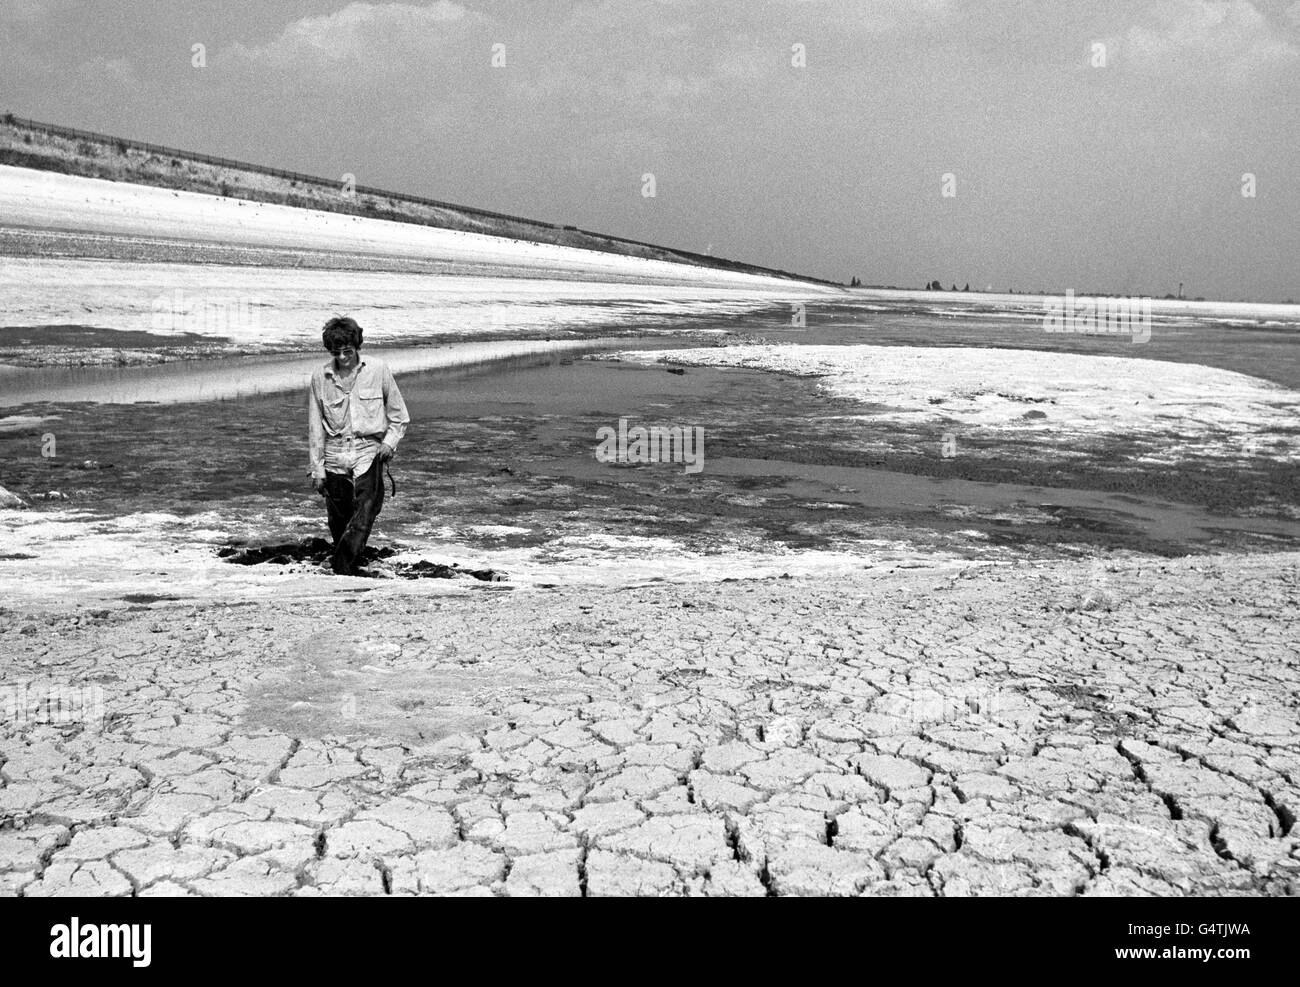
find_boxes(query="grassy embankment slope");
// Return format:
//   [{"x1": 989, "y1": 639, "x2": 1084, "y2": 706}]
[{"x1": 0, "y1": 115, "x2": 836, "y2": 287}]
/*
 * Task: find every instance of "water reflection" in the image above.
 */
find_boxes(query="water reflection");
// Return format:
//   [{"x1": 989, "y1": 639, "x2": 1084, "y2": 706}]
[{"x1": 0, "y1": 337, "x2": 644, "y2": 407}]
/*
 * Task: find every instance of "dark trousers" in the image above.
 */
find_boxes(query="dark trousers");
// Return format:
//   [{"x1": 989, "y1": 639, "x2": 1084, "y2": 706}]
[{"x1": 324, "y1": 456, "x2": 385, "y2": 575}]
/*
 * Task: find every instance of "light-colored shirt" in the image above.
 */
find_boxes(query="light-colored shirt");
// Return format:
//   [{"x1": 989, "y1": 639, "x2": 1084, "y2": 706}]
[{"x1": 307, "y1": 358, "x2": 410, "y2": 479}]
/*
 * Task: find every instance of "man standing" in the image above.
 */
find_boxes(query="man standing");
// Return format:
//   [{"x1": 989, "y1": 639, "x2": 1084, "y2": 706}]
[{"x1": 307, "y1": 316, "x2": 410, "y2": 575}]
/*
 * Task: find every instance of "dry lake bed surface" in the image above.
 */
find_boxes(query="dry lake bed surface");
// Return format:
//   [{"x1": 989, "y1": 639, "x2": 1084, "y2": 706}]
[{"x1": 2, "y1": 181, "x2": 1299, "y2": 895}]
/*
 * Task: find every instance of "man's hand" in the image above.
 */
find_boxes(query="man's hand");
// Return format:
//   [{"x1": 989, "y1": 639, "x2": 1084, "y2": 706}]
[
  {"x1": 377, "y1": 443, "x2": 395, "y2": 462},
  {"x1": 311, "y1": 477, "x2": 326, "y2": 495}
]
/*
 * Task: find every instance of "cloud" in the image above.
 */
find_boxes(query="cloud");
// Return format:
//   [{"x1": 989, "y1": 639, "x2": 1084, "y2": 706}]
[
  {"x1": 0, "y1": 0, "x2": 69, "y2": 23},
  {"x1": 77, "y1": 56, "x2": 139, "y2": 89},
  {"x1": 783, "y1": 0, "x2": 955, "y2": 35},
  {"x1": 67, "y1": 56, "x2": 142, "y2": 110},
  {"x1": 1117, "y1": 0, "x2": 1299, "y2": 76},
  {"x1": 228, "y1": 0, "x2": 473, "y2": 66},
  {"x1": 221, "y1": 0, "x2": 960, "y2": 121}
]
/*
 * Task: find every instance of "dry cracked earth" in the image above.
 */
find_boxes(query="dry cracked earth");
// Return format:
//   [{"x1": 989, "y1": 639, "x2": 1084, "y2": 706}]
[{"x1": 2, "y1": 553, "x2": 1298, "y2": 897}]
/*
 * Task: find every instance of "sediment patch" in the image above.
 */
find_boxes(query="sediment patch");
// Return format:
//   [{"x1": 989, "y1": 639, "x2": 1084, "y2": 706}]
[{"x1": 218, "y1": 537, "x2": 507, "y2": 581}]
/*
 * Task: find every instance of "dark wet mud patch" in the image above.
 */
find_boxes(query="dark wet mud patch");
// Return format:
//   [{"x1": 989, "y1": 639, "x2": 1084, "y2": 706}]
[
  {"x1": 0, "y1": 324, "x2": 236, "y2": 369},
  {"x1": 396, "y1": 559, "x2": 508, "y2": 582},
  {"x1": 218, "y1": 537, "x2": 507, "y2": 581},
  {"x1": 0, "y1": 324, "x2": 228, "y2": 348},
  {"x1": 218, "y1": 537, "x2": 393, "y2": 567}
]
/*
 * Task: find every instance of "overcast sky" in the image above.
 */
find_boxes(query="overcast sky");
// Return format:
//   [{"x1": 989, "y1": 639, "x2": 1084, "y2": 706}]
[{"x1": 3, "y1": 0, "x2": 1298, "y2": 300}]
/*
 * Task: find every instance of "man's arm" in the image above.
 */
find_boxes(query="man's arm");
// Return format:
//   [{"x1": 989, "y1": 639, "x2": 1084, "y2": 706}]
[
  {"x1": 379, "y1": 365, "x2": 410, "y2": 452},
  {"x1": 307, "y1": 375, "x2": 326, "y2": 480}
]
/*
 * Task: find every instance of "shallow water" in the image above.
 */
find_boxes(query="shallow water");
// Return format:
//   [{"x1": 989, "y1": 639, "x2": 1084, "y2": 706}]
[
  {"x1": 3, "y1": 293, "x2": 1299, "y2": 574},
  {"x1": 4, "y1": 348, "x2": 1297, "y2": 570}
]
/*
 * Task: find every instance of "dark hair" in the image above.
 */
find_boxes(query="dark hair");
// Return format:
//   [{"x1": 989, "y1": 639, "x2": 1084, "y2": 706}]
[{"x1": 322, "y1": 316, "x2": 363, "y2": 351}]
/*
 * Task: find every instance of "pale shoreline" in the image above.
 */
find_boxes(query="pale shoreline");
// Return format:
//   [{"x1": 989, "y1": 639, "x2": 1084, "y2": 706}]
[{"x1": 0, "y1": 165, "x2": 837, "y2": 291}]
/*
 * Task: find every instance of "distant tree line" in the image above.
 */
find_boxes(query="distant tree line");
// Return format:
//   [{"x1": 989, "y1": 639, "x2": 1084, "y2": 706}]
[{"x1": 845, "y1": 277, "x2": 1229, "y2": 301}]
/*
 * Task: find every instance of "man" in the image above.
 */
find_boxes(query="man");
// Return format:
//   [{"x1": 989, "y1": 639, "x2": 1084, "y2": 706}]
[{"x1": 307, "y1": 316, "x2": 410, "y2": 575}]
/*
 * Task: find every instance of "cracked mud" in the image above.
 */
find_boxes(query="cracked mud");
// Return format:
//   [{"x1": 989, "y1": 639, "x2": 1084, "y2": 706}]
[{"x1": 2, "y1": 553, "x2": 1297, "y2": 897}]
